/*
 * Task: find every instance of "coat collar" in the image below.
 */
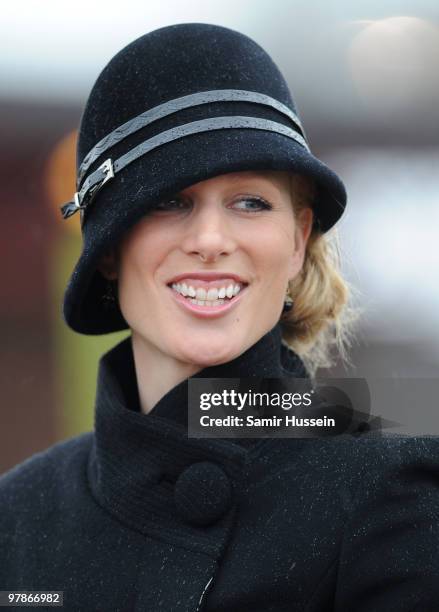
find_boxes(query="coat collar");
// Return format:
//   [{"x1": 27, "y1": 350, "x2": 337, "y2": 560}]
[
  {"x1": 94, "y1": 320, "x2": 308, "y2": 430},
  {"x1": 87, "y1": 322, "x2": 309, "y2": 553}
]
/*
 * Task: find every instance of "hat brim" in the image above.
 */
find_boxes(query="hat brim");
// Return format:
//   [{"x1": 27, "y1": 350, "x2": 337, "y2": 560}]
[{"x1": 63, "y1": 128, "x2": 346, "y2": 334}]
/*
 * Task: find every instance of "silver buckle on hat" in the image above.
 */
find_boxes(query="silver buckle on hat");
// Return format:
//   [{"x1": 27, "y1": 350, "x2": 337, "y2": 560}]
[
  {"x1": 96, "y1": 158, "x2": 115, "y2": 186},
  {"x1": 60, "y1": 158, "x2": 114, "y2": 224},
  {"x1": 79, "y1": 158, "x2": 114, "y2": 227}
]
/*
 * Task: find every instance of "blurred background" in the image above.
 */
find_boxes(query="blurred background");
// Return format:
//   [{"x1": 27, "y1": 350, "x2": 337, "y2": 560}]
[{"x1": 1, "y1": 0, "x2": 438, "y2": 472}]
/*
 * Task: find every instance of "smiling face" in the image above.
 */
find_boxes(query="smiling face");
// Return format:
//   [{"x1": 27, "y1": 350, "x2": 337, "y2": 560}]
[{"x1": 98, "y1": 170, "x2": 313, "y2": 369}]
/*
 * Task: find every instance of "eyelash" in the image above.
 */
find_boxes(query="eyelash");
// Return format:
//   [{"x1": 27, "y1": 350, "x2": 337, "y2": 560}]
[{"x1": 153, "y1": 196, "x2": 272, "y2": 213}]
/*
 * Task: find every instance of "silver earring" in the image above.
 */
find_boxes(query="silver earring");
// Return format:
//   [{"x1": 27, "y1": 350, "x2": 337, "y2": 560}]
[{"x1": 282, "y1": 285, "x2": 294, "y2": 313}]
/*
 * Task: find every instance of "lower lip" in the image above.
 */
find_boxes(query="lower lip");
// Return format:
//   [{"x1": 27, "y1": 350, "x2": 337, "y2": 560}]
[{"x1": 167, "y1": 285, "x2": 248, "y2": 318}]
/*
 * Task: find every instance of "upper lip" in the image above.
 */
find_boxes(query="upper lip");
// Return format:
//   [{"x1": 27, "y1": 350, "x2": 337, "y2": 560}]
[{"x1": 167, "y1": 272, "x2": 249, "y2": 284}]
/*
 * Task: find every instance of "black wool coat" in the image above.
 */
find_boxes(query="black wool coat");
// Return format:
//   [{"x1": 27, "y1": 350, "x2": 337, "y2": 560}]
[{"x1": 1, "y1": 322, "x2": 439, "y2": 611}]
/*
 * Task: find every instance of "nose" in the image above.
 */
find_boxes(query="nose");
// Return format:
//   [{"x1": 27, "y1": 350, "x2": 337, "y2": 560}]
[{"x1": 180, "y1": 199, "x2": 236, "y2": 262}]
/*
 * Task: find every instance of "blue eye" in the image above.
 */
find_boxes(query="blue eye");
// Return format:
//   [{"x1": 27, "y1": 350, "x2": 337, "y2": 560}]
[{"x1": 233, "y1": 197, "x2": 272, "y2": 212}]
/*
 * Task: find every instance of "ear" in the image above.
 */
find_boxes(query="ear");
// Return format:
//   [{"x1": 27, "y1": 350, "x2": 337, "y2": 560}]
[
  {"x1": 97, "y1": 247, "x2": 119, "y2": 281},
  {"x1": 287, "y1": 207, "x2": 314, "y2": 281}
]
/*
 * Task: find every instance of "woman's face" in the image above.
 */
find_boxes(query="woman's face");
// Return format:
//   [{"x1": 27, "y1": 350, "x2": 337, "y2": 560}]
[{"x1": 98, "y1": 170, "x2": 313, "y2": 369}]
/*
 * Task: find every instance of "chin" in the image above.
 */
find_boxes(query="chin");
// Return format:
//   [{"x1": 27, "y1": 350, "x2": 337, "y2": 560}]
[{"x1": 178, "y1": 343, "x2": 239, "y2": 368}]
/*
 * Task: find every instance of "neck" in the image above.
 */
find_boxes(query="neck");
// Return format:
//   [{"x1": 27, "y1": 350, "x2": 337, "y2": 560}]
[
  {"x1": 131, "y1": 333, "x2": 202, "y2": 415},
  {"x1": 130, "y1": 323, "x2": 299, "y2": 416}
]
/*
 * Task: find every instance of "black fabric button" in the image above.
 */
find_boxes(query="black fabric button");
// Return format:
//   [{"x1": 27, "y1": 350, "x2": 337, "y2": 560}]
[{"x1": 174, "y1": 461, "x2": 232, "y2": 527}]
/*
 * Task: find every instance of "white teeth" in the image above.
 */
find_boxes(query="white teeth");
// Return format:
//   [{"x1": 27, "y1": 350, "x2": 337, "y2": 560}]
[
  {"x1": 171, "y1": 281, "x2": 244, "y2": 303},
  {"x1": 195, "y1": 287, "x2": 207, "y2": 300},
  {"x1": 190, "y1": 299, "x2": 226, "y2": 306}
]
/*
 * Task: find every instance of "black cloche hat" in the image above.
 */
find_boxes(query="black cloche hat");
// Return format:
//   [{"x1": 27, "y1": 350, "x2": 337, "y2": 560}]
[{"x1": 60, "y1": 22, "x2": 347, "y2": 335}]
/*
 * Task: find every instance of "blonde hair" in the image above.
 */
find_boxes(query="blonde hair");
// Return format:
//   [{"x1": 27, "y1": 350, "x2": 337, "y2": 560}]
[{"x1": 280, "y1": 174, "x2": 363, "y2": 379}]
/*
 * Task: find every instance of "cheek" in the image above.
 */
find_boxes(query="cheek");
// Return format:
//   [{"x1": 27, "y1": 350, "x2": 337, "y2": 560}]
[
  {"x1": 120, "y1": 222, "x2": 167, "y2": 272},
  {"x1": 117, "y1": 234, "x2": 162, "y2": 299},
  {"x1": 248, "y1": 219, "x2": 295, "y2": 266}
]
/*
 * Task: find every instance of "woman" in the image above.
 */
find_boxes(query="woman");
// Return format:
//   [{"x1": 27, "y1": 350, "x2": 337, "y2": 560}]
[{"x1": 1, "y1": 22, "x2": 439, "y2": 611}]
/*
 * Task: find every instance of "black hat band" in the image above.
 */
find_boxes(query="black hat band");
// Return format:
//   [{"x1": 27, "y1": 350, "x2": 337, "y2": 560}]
[{"x1": 60, "y1": 91, "x2": 310, "y2": 227}]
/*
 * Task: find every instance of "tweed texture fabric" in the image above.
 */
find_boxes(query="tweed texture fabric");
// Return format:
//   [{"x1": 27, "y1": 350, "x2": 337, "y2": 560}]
[{"x1": 1, "y1": 322, "x2": 439, "y2": 610}]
